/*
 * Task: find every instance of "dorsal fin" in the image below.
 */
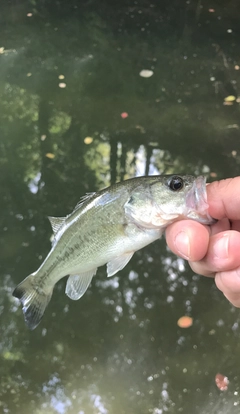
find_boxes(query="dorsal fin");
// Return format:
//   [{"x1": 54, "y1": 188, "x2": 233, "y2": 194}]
[
  {"x1": 48, "y1": 216, "x2": 66, "y2": 235},
  {"x1": 48, "y1": 193, "x2": 96, "y2": 234},
  {"x1": 72, "y1": 192, "x2": 96, "y2": 212}
]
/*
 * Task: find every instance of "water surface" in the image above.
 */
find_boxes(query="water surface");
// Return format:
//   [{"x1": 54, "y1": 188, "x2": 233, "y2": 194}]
[{"x1": 1, "y1": 1, "x2": 240, "y2": 413}]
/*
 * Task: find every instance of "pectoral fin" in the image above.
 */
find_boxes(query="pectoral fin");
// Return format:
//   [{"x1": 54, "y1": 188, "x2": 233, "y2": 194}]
[
  {"x1": 107, "y1": 252, "x2": 134, "y2": 277},
  {"x1": 65, "y1": 269, "x2": 97, "y2": 300}
]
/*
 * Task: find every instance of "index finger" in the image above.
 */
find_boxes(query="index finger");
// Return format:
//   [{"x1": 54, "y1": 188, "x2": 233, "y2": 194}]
[{"x1": 207, "y1": 177, "x2": 240, "y2": 221}]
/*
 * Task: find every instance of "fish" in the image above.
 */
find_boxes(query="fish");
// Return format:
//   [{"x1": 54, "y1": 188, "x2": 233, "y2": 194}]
[{"x1": 13, "y1": 174, "x2": 216, "y2": 330}]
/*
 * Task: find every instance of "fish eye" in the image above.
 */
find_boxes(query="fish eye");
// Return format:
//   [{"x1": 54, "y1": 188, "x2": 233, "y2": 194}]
[{"x1": 168, "y1": 176, "x2": 184, "y2": 191}]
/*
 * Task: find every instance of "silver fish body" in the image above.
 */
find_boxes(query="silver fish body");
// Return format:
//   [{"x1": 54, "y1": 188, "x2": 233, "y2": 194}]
[{"x1": 13, "y1": 175, "x2": 215, "y2": 329}]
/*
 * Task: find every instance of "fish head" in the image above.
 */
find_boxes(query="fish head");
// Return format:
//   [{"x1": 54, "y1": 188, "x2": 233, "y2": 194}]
[{"x1": 150, "y1": 174, "x2": 216, "y2": 226}]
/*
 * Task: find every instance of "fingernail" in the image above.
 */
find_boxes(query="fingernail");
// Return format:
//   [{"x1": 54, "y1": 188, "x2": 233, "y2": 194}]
[
  {"x1": 174, "y1": 231, "x2": 190, "y2": 259},
  {"x1": 212, "y1": 234, "x2": 229, "y2": 259}
]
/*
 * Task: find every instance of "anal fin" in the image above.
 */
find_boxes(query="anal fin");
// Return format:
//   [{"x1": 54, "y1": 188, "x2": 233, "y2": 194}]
[
  {"x1": 65, "y1": 269, "x2": 97, "y2": 300},
  {"x1": 107, "y1": 252, "x2": 134, "y2": 277}
]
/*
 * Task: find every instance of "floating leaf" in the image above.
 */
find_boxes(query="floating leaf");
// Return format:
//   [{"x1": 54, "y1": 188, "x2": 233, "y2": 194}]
[
  {"x1": 45, "y1": 153, "x2": 55, "y2": 159},
  {"x1": 58, "y1": 75, "x2": 65, "y2": 79},
  {"x1": 84, "y1": 137, "x2": 93, "y2": 144},
  {"x1": 3, "y1": 350, "x2": 24, "y2": 361},
  {"x1": 224, "y1": 95, "x2": 236, "y2": 102},
  {"x1": 226, "y1": 124, "x2": 239, "y2": 129},
  {"x1": 215, "y1": 373, "x2": 229, "y2": 391},
  {"x1": 135, "y1": 125, "x2": 145, "y2": 133},
  {"x1": 139, "y1": 69, "x2": 154, "y2": 78},
  {"x1": 177, "y1": 316, "x2": 193, "y2": 328}
]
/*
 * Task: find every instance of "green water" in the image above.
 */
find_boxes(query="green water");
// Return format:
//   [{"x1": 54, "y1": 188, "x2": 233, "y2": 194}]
[{"x1": 1, "y1": 1, "x2": 240, "y2": 413}]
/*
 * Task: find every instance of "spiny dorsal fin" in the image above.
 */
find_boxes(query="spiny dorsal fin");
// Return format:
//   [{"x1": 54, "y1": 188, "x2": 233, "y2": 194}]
[
  {"x1": 48, "y1": 193, "x2": 96, "y2": 234},
  {"x1": 48, "y1": 216, "x2": 66, "y2": 235},
  {"x1": 72, "y1": 192, "x2": 96, "y2": 212}
]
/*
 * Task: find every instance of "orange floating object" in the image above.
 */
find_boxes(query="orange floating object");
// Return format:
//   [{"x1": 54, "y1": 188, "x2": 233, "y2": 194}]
[
  {"x1": 210, "y1": 172, "x2": 217, "y2": 177},
  {"x1": 177, "y1": 316, "x2": 193, "y2": 328},
  {"x1": 215, "y1": 373, "x2": 229, "y2": 391},
  {"x1": 45, "y1": 153, "x2": 55, "y2": 159},
  {"x1": 224, "y1": 95, "x2": 236, "y2": 102},
  {"x1": 84, "y1": 137, "x2": 93, "y2": 145}
]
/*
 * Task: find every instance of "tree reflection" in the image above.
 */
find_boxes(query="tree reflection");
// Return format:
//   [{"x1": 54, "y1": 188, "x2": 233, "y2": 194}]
[{"x1": 1, "y1": 0, "x2": 240, "y2": 413}]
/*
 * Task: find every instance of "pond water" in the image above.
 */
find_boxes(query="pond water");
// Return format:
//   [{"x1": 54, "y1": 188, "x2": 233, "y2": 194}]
[{"x1": 1, "y1": 1, "x2": 240, "y2": 413}]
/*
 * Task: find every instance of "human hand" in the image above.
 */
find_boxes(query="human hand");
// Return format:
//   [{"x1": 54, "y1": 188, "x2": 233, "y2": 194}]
[{"x1": 165, "y1": 177, "x2": 240, "y2": 307}]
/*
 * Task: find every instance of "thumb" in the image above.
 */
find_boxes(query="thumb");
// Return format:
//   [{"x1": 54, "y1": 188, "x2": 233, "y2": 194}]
[{"x1": 165, "y1": 220, "x2": 210, "y2": 261}]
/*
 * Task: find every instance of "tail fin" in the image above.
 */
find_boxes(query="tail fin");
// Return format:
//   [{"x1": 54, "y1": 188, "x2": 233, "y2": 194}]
[{"x1": 12, "y1": 274, "x2": 53, "y2": 330}]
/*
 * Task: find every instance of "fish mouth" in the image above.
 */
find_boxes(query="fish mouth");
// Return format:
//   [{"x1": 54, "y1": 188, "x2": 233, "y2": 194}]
[{"x1": 185, "y1": 176, "x2": 217, "y2": 225}]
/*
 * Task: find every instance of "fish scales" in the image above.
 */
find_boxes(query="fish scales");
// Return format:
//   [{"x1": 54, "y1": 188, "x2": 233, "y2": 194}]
[{"x1": 12, "y1": 174, "x2": 216, "y2": 330}]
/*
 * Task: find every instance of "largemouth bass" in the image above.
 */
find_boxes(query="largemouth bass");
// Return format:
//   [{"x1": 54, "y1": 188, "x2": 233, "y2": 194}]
[{"x1": 13, "y1": 175, "x2": 215, "y2": 330}]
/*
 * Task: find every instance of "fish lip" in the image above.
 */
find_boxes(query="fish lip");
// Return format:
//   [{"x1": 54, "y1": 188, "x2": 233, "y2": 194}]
[{"x1": 185, "y1": 176, "x2": 217, "y2": 225}]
